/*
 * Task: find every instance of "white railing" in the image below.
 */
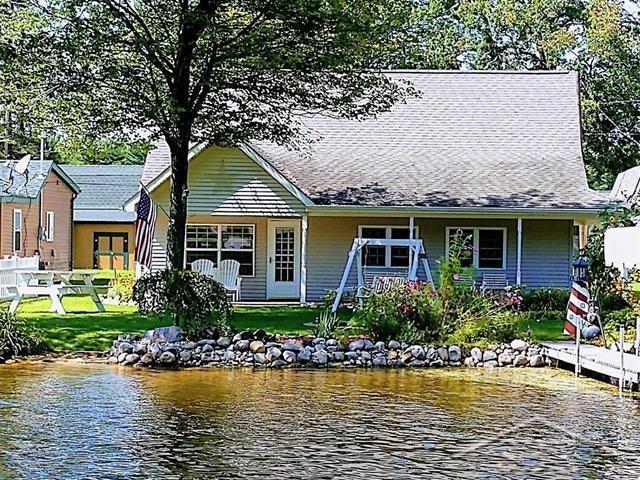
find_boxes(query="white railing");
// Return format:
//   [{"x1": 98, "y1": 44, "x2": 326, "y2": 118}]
[{"x1": 0, "y1": 255, "x2": 40, "y2": 300}]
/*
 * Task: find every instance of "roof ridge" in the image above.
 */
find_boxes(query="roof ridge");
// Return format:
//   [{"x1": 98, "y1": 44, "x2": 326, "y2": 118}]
[{"x1": 381, "y1": 69, "x2": 574, "y2": 75}]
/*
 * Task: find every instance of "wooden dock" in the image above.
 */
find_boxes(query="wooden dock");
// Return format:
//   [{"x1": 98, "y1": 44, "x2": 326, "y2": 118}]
[{"x1": 542, "y1": 341, "x2": 640, "y2": 387}]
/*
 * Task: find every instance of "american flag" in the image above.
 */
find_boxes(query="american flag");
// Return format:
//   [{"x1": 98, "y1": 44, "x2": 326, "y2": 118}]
[{"x1": 135, "y1": 188, "x2": 157, "y2": 269}]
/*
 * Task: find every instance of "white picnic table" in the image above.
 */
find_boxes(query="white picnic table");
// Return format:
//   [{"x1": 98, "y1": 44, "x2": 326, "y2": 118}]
[{"x1": 7, "y1": 271, "x2": 105, "y2": 315}]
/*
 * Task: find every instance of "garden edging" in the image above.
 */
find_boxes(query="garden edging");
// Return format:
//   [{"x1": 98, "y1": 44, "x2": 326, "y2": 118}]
[{"x1": 107, "y1": 326, "x2": 547, "y2": 370}]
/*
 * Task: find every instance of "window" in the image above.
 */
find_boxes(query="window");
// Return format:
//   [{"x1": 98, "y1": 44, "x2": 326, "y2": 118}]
[
  {"x1": 185, "y1": 224, "x2": 254, "y2": 276},
  {"x1": 359, "y1": 226, "x2": 419, "y2": 268},
  {"x1": 13, "y1": 209, "x2": 22, "y2": 253},
  {"x1": 44, "y1": 211, "x2": 55, "y2": 241},
  {"x1": 446, "y1": 227, "x2": 507, "y2": 270},
  {"x1": 93, "y1": 233, "x2": 129, "y2": 270}
]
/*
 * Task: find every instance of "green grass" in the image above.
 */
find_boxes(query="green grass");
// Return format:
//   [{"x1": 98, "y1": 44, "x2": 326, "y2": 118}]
[{"x1": 517, "y1": 310, "x2": 566, "y2": 341}]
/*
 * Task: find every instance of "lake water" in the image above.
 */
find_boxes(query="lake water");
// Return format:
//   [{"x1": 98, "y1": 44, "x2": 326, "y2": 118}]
[{"x1": 0, "y1": 363, "x2": 639, "y2": 479}]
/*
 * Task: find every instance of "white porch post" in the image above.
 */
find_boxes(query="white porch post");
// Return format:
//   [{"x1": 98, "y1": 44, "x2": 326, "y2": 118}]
[
  {"x1": 409, "y1": 216, "x2": 415, "y2": 269},
  {"x1": 516, "y1": 218, "x2": 523, "y2": 286},
  {"x1": 300, "y1": 214, "x2": 308, "y2": 304}
]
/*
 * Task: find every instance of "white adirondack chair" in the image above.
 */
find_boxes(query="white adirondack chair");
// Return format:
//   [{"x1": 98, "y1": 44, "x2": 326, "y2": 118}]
[
  {"x1": 191, "y1": 259, "x2": 217, "y2": 277},
  {"x1": 213, "y1": 259, "x2": 242, "y2": 302}
]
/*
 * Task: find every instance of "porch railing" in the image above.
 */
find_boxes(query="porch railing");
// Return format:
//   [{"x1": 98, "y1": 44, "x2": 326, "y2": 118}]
[{"x1": 0, "y1": 255, "x2": 40, "y2": 300}]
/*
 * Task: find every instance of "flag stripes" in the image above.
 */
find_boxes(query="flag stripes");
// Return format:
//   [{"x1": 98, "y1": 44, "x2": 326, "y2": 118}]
[
  {"x1": 134, "y1": 189, "x2": 157, "y2": 269},
  {"x1": 564, "y1": 280, "x2": 590, "y2": 336}
]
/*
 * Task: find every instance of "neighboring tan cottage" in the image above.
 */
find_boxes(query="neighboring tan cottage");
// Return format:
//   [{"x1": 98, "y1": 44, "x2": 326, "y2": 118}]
[
  {"x1": 0, "y1": 159, "x2": 80, "y2": 269},
  {"x1": 62, "y1": 165, "x2": 142, "y2": 270},
  {"x1": 132, "y1": 71, "x2": 608, "y2": 302}
]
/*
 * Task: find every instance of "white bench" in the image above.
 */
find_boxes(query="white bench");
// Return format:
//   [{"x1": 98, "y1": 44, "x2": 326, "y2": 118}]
[{"x1": 480, "y1": 272, "x2": 509, "y2": 293}]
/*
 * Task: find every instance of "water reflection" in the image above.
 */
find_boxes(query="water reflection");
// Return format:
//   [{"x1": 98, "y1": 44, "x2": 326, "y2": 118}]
[{"x1": 0, "y1": 364, "x2": 639, "y2": 479}]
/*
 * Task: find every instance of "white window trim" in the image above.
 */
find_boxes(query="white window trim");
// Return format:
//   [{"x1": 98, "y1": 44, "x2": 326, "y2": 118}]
[
  {"x1": 357, "y1": 225, "x2": 420, "y2": 268},
  {"x1": 13, "y1": 209, "x2": 22, "y2": 253},
  {"x1": 184, "y1": 223, "x2": 256, "y2": 277},
  {"x1": 45, "y1": 211, "x2": 55, "y2": 242},
  {"x1": 445, "y1": 226, "x2": 507, "y2": 271}
]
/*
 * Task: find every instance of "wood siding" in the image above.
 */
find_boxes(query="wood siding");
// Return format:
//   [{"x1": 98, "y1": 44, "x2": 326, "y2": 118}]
[
  {"x1": 73, "y1": 223, "x2": 135, "y2": 269},
  {"x1": 0, "y1": 171, "x2": 74, "y2": 270},
  {"x1": 521, "y1": 219, "x2": 573, "y2": 288}
]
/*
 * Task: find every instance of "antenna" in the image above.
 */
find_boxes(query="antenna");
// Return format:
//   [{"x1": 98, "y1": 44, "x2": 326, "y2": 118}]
[
  {"x1": 40, "y1": 131, "x2": 45, "y2": 175},
  {"x1": 15, "y1": 154, "x2": 30, "y2": 175}
]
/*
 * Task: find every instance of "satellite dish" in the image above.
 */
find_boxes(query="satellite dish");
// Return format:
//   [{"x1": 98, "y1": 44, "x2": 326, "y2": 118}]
[{"x1": 15, "y1": 155, "x2": 30, "y2": 175}]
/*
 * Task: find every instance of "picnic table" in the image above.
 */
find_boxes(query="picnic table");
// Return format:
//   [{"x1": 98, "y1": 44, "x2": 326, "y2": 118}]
[{"x1": 8, "y1": 271, "x2": 105, "y2": 315}]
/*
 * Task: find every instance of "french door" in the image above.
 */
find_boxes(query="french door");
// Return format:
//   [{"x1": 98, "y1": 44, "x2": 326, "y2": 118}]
[{"x1": 266, "y1": 220, "x2": 300, "y2": 299}]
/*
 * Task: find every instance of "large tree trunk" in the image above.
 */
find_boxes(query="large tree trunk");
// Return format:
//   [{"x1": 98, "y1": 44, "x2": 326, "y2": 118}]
[{"x1": 166, "y1": 137, "x2": 190, "y2": 269}]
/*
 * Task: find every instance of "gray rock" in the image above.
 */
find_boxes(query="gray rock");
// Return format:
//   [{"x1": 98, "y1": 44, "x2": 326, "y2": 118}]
[
  {"x1": 410, "y1": 345, "x2": 425, "y2": 359},
  {"x1": 464, "y1": 356, "x2": 476, "y2": 367},
  {"x1": 133, "y1": 344, "x2": 147, "y2": 356},
  {"x1": 360, "y1": 351, "x2": 372, "y2": 361},
  {"x1": 373, "y1": 357, "x2": 387, "y2": 367},
  {"x1": 117, "y1": 342, "x2": 133, "y2": 354},
  {"x1": 314, "y1": 344, "x2": 327, "y2": 353},
  {"x1": 217, "y1": 337, "x2": 231, "y2": 348},
  {"x1": 482, "y1": 350, "x2": 498, "y2": 362},
  {"x1": 271, "y1": 359, "x2": 287, "y2": 368},
  {"x1": 141, "y1": 353, "x2": 155, "y2": 365},
  {"x1": 107, "y1": 356, "x2": 118, "y2": 365},
  {"x1": 437, "y1": 346, "x2": 449, "y2": 362},
  {"x1": 143, "y1": 326, "x2": 183, "y2": 344},
  {"x1": 282, "y1": 342, "x2": 299, "y2": 352},
  {"x1": 448, "y1": 345, "x2": 462, "y2": 363},
  {"x1": 408, "y1": 359, "x2": 426, "y2": 367},
  {"x1": 401, "y1": 350, "x2": 413, "y2": 364},
  {"x1": 483, "y1": 360, "x2": 499, "y2": 368},
  {"x1": 250, "y1": 340, "x2": 266, "y2": 353},
  {"x1": 158, "y1": 351, "x2": 176, "y2": 364},
  {"x1": 333, "y1": 351, "x2": 345, "y2": 362},
  {"x1": 266, "y1": 347, "x2": 282, "y2": 362},
  {"x1": 326, "y1": 339, "x2": 338, "y2": 347},
  {"x1": 363, "y1": 339, "x2": 375, "y2": 351},
  {"x1": 297, "y1": 350, "x2": 311, "y2": 363},
  {"x1": 470, "y1": 347, "x2": 483, "y2": 362},
  {"x1": 254, "y1": 353, "x2": 267, "y2": 364},
  {"x1": 513, "y1": 354, "x2": 528, "y2": 367},
  {"x1": 179, "y1": 350, "x2": 192, "y2": 362},
  {"x1": 232, "y1": 332, "x2": 243, "y2": 343},
  {"x1": 430, "y1": 359, "x2": 444, "y2": 368},
  {"x1": 312, "y1": 337, "x2": 326, "y2": 345},
  {"x1": 510, "y1": 339, "x2": 527, "y2": 352},
  {"x1": 527, "y1": 347, "x2": 540, "y2": 357},
  {"x1": 529, "y1": 354, "x2": 545, "y2": 367},
  {"x1": 182, "y1": 341, "x2": 196, "y2": 350},
  {"x1": 224, "y1": 350, "x2": 236, "y2": 362},
  {"x1": 202, "y1": 344, "x2": 214, "y2": 353},
  {"x1": 117, "y1": 352, "x2": 127, "y2": 363},
  {"x1": 283, "y1": 351, "x2": 297, "y2": 363},
  {"x1": 149, "y1": 344, "x2": 162, "y2": 357},
  {"x1": 374, "y1": 341, "x2": 386, "y2": 350},
  {"x1": 312, "y1": 351, "x2": 329, "y2": 365},
  {"x1": 124, "y1": 353, "x2": 139, "y2": 365},
  {"x1": 235, "y1": 340, "x2": 250, "y2": 351},
  {"x1": 426, "y1": 346, "x2": 438, "y2": 362},
  {"x1": 345, "y1": 351, "x2": 358, "y2": 361},
  {"x1": 388, "y1": 340, "x2": 401, "y2": 350},
  {"x1": 498, "y1": 352, "x2": 514, "y2": 366},
  {"x1": 349, "y1": 340, "x2": 365, "y2": 351}
]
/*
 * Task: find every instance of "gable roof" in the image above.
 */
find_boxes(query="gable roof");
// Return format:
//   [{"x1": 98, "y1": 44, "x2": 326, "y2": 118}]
[
  {"x1": 142, "y1": 70, "x2": 607, "y2": 213},
  {"x1": 62, "y1": 165, "x2": 143, "y2": 222},
  {"x1": 0, "y1": 160, "x2": 80, "y2": 201}
]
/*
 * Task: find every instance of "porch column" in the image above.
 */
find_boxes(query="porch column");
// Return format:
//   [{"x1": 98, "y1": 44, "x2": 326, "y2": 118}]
[
  {"x1": 516, "y1": 218, "x2": 523, "y2": 286},
  {"x1": 300, "y1": 214, "x2": 308, "y2": 304},
  {"x1": 408, "y1": 216, "x2": 415, "y2": 268}
]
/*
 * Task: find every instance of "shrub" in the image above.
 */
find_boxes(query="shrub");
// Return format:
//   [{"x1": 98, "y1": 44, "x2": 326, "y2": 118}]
[
  {"x1": 446, "y1": 312, "x2": 519, "y2": 347},
  {"x1": 132, "y1": 269, "x2": 233, "y2": 339},
  {"x1": 0, "y1": 309, "x2": 46, "y2": 359},
  {"x1": 351, "y1": 281, "x2": 441, "y2": 341},
  {"x1": 521, "y1": 288, "x2": 569, "y2": 311},
  {"x1": 310, "y1": 309, "x2": 341, "y2": 338},
  {"x1": 108, "y1": 270, "x2": 136, "y2": 303}
]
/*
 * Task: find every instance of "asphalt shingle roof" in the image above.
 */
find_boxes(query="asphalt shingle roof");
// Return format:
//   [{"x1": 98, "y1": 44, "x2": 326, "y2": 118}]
[
  {"x1": 0, "y1": 160, "x2": 54, "y2": 199},
  {"x1": 62, "y1": 165, "x2": 143, "y2": 222},
  {"x1": 143, "y1": 70, "x2": 606, "y2": 211}
]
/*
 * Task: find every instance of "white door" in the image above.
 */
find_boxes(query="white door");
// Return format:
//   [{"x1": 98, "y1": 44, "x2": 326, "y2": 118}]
[{"x1": 267, "y1": 220, "x2": 301, "y2": 299}]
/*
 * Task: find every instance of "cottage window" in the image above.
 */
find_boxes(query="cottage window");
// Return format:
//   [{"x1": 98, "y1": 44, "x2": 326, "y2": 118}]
[
  {"x1": 13, "y1": 209, "x2": 22, "y2": 253},
  {"x1": 45, "y1": 211, "x2": 55, "y2": 241},
  {"x1": 359, "y1": 226, "x2": 419, "y2": 268},
  {"x1": 446, "y1": 227, "x2": 507, "y2": 270},
  {"x1": 185, "y1": 224, "x2": 255, "y2": 276}
]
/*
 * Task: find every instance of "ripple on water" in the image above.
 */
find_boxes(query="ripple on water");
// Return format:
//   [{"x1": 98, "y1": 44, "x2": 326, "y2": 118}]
[{"x1": 0, "y1": 364, "x2": 639, "y2": 479}]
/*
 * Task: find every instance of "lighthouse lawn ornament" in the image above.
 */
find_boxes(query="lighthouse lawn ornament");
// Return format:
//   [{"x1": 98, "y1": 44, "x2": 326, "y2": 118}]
[{"x1": 564, "y1": 251, "x2": 601, "y2": 340}]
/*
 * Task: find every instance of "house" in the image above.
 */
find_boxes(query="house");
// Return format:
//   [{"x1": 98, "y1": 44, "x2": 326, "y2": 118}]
[
  {"x1": 62, "y1": 165, "x2": 143, "y2": 270},
  {"x1": 133, "y1": 71, "x2": 607, "y2": 302},
  {"x1": 0, "y1": 159, "x2": 80, "y2": 269}
]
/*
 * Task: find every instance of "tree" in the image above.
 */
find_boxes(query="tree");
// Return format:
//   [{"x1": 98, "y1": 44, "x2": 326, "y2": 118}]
[{"x1": 3, "y1": 0, "x2": 414, "y2": 267}]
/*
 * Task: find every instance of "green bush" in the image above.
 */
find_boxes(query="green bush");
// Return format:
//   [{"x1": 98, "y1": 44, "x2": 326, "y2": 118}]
[
  {"x1": 0, "y1": 309, "x2": 46, "y2": 359},
  {"x1": 351, "y1": 281, "x2": 441, "y2": 341},
  {"x1": 446, "y1": 312, "x2": 519, "y2": 347},
  {"x1": 310, "y1": 309, "x2": 341, "y2": 338},
  {"x1": 108, "y1": 270, "x2": 136, "y2": 303},
  {"x1": 521, "y1": 288, "x2": 568, "y2": 311},
  {"x1": 132, "y1": 269, "x2": 233, "y2": 339}
]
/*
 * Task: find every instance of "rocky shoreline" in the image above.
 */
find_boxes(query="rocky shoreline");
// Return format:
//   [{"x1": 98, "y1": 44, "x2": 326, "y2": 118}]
[{"x1": 106, "y1": 326, "x2": 548, "y2": 370}]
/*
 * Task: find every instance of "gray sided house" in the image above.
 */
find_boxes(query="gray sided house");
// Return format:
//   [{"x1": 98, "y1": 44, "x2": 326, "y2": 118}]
[{"x1": 134, "y1": 71, "x2": 606, "y2": 302}]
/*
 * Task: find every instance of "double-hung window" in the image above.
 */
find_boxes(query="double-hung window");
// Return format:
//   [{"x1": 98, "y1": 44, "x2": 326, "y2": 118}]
[
  {"x1": 44, "y1": 211, "x2": 55, "y2": 241},
  {"x1": 446, "y1": 227, "x2": 507, "y2": 269},
  {"x1": 358, "y1": 226, "x2": 419, "y2": 268},
  {"x1": 185, "y1": 224, "x2": 255, "y2": 276},
  {"x1": 13, "y1": 209, "x2": 22, "y2": 253}
]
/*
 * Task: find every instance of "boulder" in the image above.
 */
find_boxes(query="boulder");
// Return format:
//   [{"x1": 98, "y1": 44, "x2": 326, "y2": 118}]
[
  {"x1": 253, "y1": 329, "x2": 266, "y2": 340},
  {"x1": 408, "y1": 359, "x2": 426, "y2": 367},
  {"x1": 401, "y1": 350, "x2": 413, "y2": 364},
  {"x1": 333, "y1": 351, "x2": 345, "y2": 362},
  {"x1": 271, "y1": 359, "x2": 287, "y2": 368},
  {"x1": 158, "y1": 351, "x2": 176, "y2": 364},
  {"x1": 482, "y1": 350, "x2": 498, "y2": 362},
  {"x1": 410, "y1": 345, "x2": 425, "y2": 360},
  {"x1": 250, "y1": 341, "x2": 266, "y2": 353},
  {"x1": 283, "y1": 351, "x2": 297, "y2": 363},
  {"x1": 266, "y1": 347, "x2": 282, "y2": 362},
  {"x1": 464, "y1": 357, "x2": 476, "y2": 368},
  {"x1": 429, "y1": 359, "x2": 444, "y2": 368},
  {"x1": 235, "y1": 340, "x2": 250, "y2": 352},
  {"x1": 182, "y1": 342, "x2": 196, "y2": 350},
  {"x1": 498, "y1": 352, "x2": 514, "y2": 366},
  {"x1": 179, "y1": 350, "x2": 192, "y2": 362},
  {"x1": 388, "y1": 350, "x2": 399, "y2": 360},
  {"x1": 117, "y1": 342, "x2": 133, "y2": 354},
  {"x1": 374, "y1": 341, "x2": 386, "y2": 350},
  {"x1": 326, "y1": 339, "x2": 338, "y2": 347},
  {"x1": 437, "y1": 346, "x2": 449, "y2": 362},
  {"x1": 388, "y1": 340, "x2": 401, "y2": 350},
  {"x1": 510, "y1": 339, "x2": 527, "y2": 352},
  {"x1": 513, "y1": 354, "x2": 528, "y2": 367},
  {"x1": 363, "y1": 339, "x2": 375, "y2": 351},
  {"x1": 345, "y1": 351, "x2": 358, "y2": 361},
  {"x1": 373, "y1": 357, "x2": 387, "y2": 367},
  {"x1": 149, "y1": 344, "x2": 162, "y2": 357},
  {"x1": 117, "y1": 352, "x2": 127, "y2": 363},
  {"x1": 527, "y1": 347, "x2": 540, "y2": 357},
  {"x1": 140, "y1": 353, "x2": 155, "y2": 365},
  {"x1": 202, "y1": 344, "x2": 214, "y2": 354},
  {"x1": 448, "y1": 346, "x2": 462, "y2": 363},
  {"x1": 312, "y1": 337, "x2": 326, "y2": 346},
  {"x1": 426, "y1": 346, "x2": 438, "y2": 362},
  {"x1": 239, "y1": 331, "x2": 254, "y2": 341},
  {"x1": 360, "y1": 351, "x2": 372, "y2": 361},
  {"x1": 483, "y1": 360, "x2": 499, "y2": 368},
  {"x1": 470, "y1": 347, "x2": 483, "y2": 362},
  {"x1": 217, "y1": 337, "x2": 231, "y2": 348},
  {"x1": 254, "y1": 353, "x2": 267, "y2": 364},
  {"x1": 349, "y1": 340, "x2": 365, "y2": 351},
  {"x1": 133, "y1": 344, "x2": 147, "y2": 356},
  {"x1": 312, "y1": 351, "x2": 329, "y2": 365},
  {"x1": 297, "y1": 350, "x2": 311, "y2": 363},
  {"x1": 223, "y1": 350, "x2": 236, "y2": 362},
  {"x1": 107, "y1": 356, "x2": 118, "y2": 365},
  {"x1": 143, "y1": 326, "x2": 183, "y2": 344},
  {"x1": 529, "y1": 354, "x2": 545, "y2": 368},
  {"x1": 282, "y1": 342, "x2": 299, "y2": 352}
]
